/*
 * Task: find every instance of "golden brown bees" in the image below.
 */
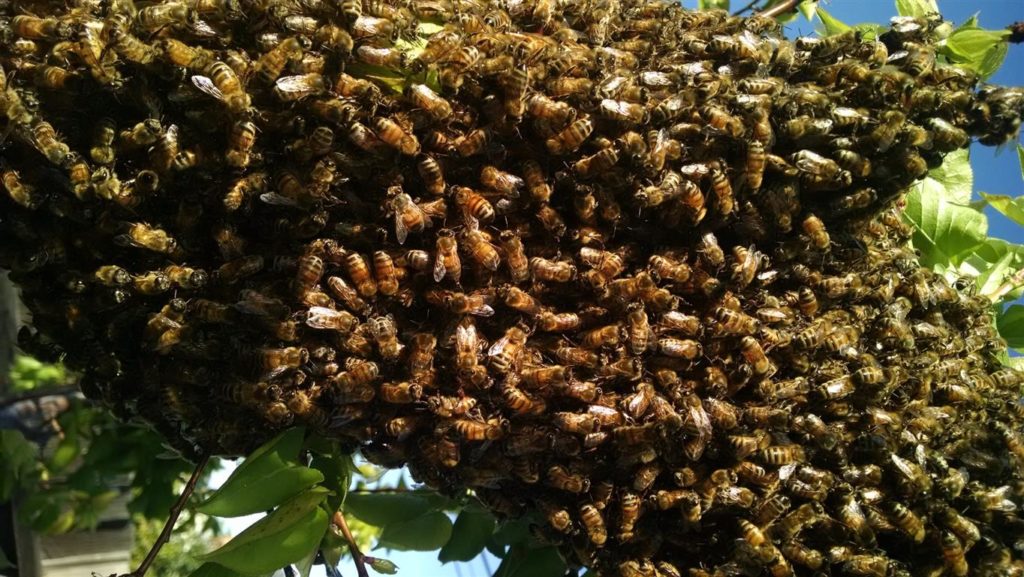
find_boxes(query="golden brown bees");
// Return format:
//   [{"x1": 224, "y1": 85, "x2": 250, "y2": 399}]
[
  {"x1": 373, "y1": 116, "x2": 420, "y2": 155},
  {"x1": 546, "y1": 117, "x2": 594, "y2": 155}
]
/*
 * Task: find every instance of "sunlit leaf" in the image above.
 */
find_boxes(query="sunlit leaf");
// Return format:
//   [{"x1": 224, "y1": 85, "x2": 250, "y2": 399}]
[
  {"x1": 344, "y1": 492, "x2": 434, "y2": 527},
  {"x1": 697, "y1": 0, "x2": 729, "y2": 10},
  {"x1": 797, "y1": 0, "x2": 817, "y2": 21},
  {"x1": 977, "y1": 40, "x2": 1008, "y2": 80},
  {"x1": 852, "y1": 23, "x2": 888, "y2": 40},
  {"x1": 895, "y1": 0, "x2": 938, "y2": 17},
  {"x1": 815, "y1": 6, "x2": 850, "y2": 36},
  {"x1": 904, "y1": 178, "x2": 988, "y2": 269},
  {"x1": 1005, "y1": 356, "x2": 1024, "y2": 370},
  {"x1": 997, "y1": 305, "x2": 1024, "y2": 349},
  {"x1": 416, "y1": 22, "x2": 444, "y2": 37},
  {"x1": 975, "y1": 251, "x2": 1016, "y2": 300},
  {"x1": 197, "y1": 488, "x2": 329, "y2": 575},
  {"x1": 979, "y1": 192, "x2": 1024, "y2": 227},
  {"x1": 957, "y1": 13, "x2": 980, "y2": 31},
  {"x1": 196, "y1": 462, "x2": 323, "y2": 518},
  {"x1": 367, "y1": 556, "x2": 400, "y2": 574},
  {"x1": 377, "y1": 512, "x2": 453, "y2": 551},
  {"x1": 49, "y1": 435, "x2": 81, "y2": 472},
  {"x1": 928, "y1": 148, "x2": 972, "y2": 204},
  {"x1": 311, "y1": 451, "x2": 353, "y2": 513},
  {"x1": 438, "y1": 508, "x2": 497, "y2": 563},
  {"x1": 1018, "y1": 144, "x2": 1024, "y2": 181}
]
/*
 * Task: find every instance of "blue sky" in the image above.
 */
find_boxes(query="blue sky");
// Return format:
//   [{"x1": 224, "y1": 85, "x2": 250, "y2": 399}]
[{"x1": 215, "y1": 3, "x2": 1024, "y2": 577}]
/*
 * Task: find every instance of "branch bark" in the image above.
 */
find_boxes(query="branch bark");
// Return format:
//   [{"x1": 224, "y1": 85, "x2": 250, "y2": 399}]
[
  {"x1": 333, "y1": 510, "x2": 369, "y2": 577},
  {"x1": 758, "y1": 0, "x2": 802, "y2": 19},
  {"x1": 130, "y1": 455, "x2": 210, "y2": 577}
]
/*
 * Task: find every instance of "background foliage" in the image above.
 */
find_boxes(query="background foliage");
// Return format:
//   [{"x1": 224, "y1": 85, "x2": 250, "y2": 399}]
[{"x1": 1, "y1": 1, "x2": 1023, "y2": 576}]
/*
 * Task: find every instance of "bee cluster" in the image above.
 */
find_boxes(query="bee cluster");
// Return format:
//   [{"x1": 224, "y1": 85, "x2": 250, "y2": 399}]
[{"x1": 2, "y1": 0, "x2": 1024, "y2": 574}]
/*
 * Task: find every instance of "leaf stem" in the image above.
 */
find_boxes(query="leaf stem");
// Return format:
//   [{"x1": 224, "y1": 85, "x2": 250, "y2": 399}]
[
  {"x1": 333, "y1": 510, "x2": 370, "y2": 577},
  {"x1": 131, "y1": 455, "x2": 210, "y2": 577},
  {"x1": 759, "y1": 0, "x2": 802, "y2": 19},
  {"x1": 987, "y1": 268, "x2": 1024, "y2": 303}
]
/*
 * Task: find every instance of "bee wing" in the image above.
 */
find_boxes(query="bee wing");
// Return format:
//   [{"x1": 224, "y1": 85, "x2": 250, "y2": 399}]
[
  {"x1": 488, "y1": 335, "x2": 510, "y2": 358},
  {"x1": 262, "y1": 365, "x2": 291, "y2": 381},
  {"x1": 470, "y1": 303, "x2": 495, "y2": 317},
  {"x1": 191, "y1": 75, "x2": 225, "y2": 101},
  {"x1": 432, "y1": 249, "x2": 447, "y2": 282},
  {"x1": 394, "y1": 209, "x2": 409, "y2": 245},
  {"x1": 259, "y1": 191, "x2": 299, "y2": 207},
  {"x1": 275, "y1": 74, "x2": 322, "y2": 97},
  {"x1": 305, "y1": 306, "x2": 336, "y2": 329},
  {"x1": 189, "y1": 19, "x2": 218, "y2": 37}
]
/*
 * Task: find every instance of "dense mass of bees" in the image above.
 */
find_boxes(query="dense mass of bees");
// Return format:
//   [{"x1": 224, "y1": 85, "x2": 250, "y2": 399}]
[{"x1": 2, "y1": 0, "x2": 1024, "y2": 574}]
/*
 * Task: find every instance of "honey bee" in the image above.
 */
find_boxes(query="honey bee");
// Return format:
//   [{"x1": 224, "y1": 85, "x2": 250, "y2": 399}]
[
  {"x1": 2, "y1": 168, "x2": 40, "y2": 209},
  {"x1": 579, "y1": 504, "x2": 607, "y2": 545},
  {"x1": 390, "y1": 191, "x2": 428, "y2": 245},
  {"x1": 114, "y1": 223, "x2": 178, "y2": 255},
  {"x1": 368, "y1": 315, "x2": 403, "y2": 361},
  {"x1": 453, "y1": 186, "x2": 495, "y2": 223},
  {"x1": 433, "y1": 229, "x2": 462, "y2": 283},
  {"x1": 160, "y1": 38, "x2": 214, "y2": 71},
  {"x1": 648, "y1": 255, "x2": 692, "y2": 283},
  {"x1": 546, "y1": 77, "x2": 593, "y2": 99},
  {"x1": 489, "y1": 325, "x2": 528, "y2": 373},
  {"x1": 378, "y1": 381, "x2": 423, "y2": 404},
  {"x1": 192, "y1": 61, "x2": 251, "y2": 114},
  {"x1": 416, "y1": 155, "x2": 446, "y2": 197},
  {"x1": 886, "y1": 502, "x2": 926, "y2": 543},
  {"x1": 574, "y1": 148, "x2": 620, "y2": 179},
  {"x1": 88, "y1": 117, "x2": 116, "y2": 165},
  {"x1": 373, "y1": 116, "x2": 419, "y2": 155},
  {"x1": 273, "y1": 73, "x2": 327, "y2": 102},
  {"x1": 760, "y1": 444, "x2": 806, "y2": 465},
  {"x1": 546, "y1": 117, "x2": 593, "y2": 155},
  {"x1": 120, "y1": 119, "x2": 163, "y2": 149},
  {"x1": 500, "y1": 376, "x2": 546, "y2": 415},
  {"x1": 547, "y1": 464, "x2": 590, "y2": 493},
  {"x1": 461, "y1": 220, "x2": 501, "y2": 272},
  {"x1": 31, "y1": 120, "x2": 69, "y2": 166},
  {"x1": 344, "y1": 251, "x2": 378, "y2": 298},
  {"x1": 527, "y1": 93, "x2": 575, "y2": 126},
  {"x1": 454, "y1": 127, "x2": 491, "y2": 157},
  {"x1": 427, "y1": 289, "x2": 494, "y2": 317},
  {"x1": 256, "y1": 37, "x2": 303, "y2": 83},
  {"x1": 356, "y1": 45, "x2": 406, "y2": 69},
  {"x1": 536, "y1": 205, "x2": 568, "y2": 238},
  {"x1": 406, "y1": 332, "x2": 437, "y2": 377},
  {"x1": 454, "y1": 418, "x2": 504, "y2": 441},
  {"x1": 802, "y1": 214, "x2": 830, "y2": 250}
]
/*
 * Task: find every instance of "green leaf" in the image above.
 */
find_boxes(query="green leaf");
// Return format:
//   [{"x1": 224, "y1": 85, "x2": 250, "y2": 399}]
[
  {"x1": 905, "y1": 178, "x2": 988, "y2": 268},
  {"x1": 852, "y1": 23, "x2": 888, "y2": 41},
  {"x1": 310, "y1": 452, "x2": 353, "y2": 513},
  {"x1": 197, "y1": 488, "x2": 329, "y2": 575},
  {"x1": 957, "y1": 13, "x2": 980, "y2": 31},
  {"x1": 975, "y1": 251, "x2": 1016, "y2": 299},
  {"x1": 815, "y1": 6, "x2": 851, "y2": 36},
  {"x1": 505, "y1": 546, "x2": 567, "y2": 577},
  {"x1": 997, "y1": 305, "x2": 1024, "y2": 349},
  {"x1": 977, "y1": 39, "x2": 1009, "y2": 80},
  {"x1": 197, "y1": 428, "x2": 322, "y2": 518},
  {"x1": 942, "y1": 27, "x2": 1007, "y2": 64},
  {"x1": 187, "y1": 563, "x2": 242, "y2": 577},
  {"x1": 367, "y1": 557, "x2": 400, "y2": 574},
  {"x1": 48, "y1": 436, "x2": 81, "y2": 472},
  {"x1": 416, "y1": 22, "x2": 443, "y2": 37},
  {"x1": 929, "y1": 149, "x2": 972, "y2": 204},
  {"x1": 438, "y1": 508, "x2": 497, "y2": 563},
  {"x1": 797, "y1": 1, "x2": 817, "y2": 22},
  {"x1": 895, "y1": 0, "x2": 938, "y2": 17},
  {"x1": 377, "y1": 512, "x2": 453, "y2": 551},
  {"x1": 979, "y1": 192, "x2": 1024, "y2": 227},
  {"x1": 197, "y1": 463, "x2": 323, "y2": 518},
  {"x1": 1004, "y1": 356, "x2": 1024, "y2": 370},
  {"x1": 697, "y1": 0, "x2": 729, "y2": 10},
  {"x1": 294, "y1": 541, "x2": 319, "y2": 577},
  {"x1": 0, "y1": 544, "x2": 14, "y2": 569},
  {"x1": 344, "y1": 493, "x2": 434, "y2": 527},
  {"x1": 1015, "y1": 143, "x2": 1024, "y2": 181},
  {"x1": 0, "y1": 430, "x2": 38, "y2": 501}
]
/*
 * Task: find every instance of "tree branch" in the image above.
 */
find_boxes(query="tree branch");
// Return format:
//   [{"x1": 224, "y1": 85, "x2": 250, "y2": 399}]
[
  {"x1": 130, "y1": 455, "x2": 210, "y2": 577},
  {"x1": 333, "y1": 510, "x2": 369, "y2": 577},
  {"x1": 758, "y1": 0, "x2": 802, "y2": 19}
]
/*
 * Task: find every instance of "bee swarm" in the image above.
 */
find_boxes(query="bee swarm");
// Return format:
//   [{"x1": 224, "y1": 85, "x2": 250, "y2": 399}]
[{"x1": 2, "y1": 0, "x2": 1024, "y2": 574}]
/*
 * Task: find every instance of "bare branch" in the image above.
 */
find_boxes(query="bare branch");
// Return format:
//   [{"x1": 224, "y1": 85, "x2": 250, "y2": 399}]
[
  {"x1": 759, "y1": 0, "x2": 802, "y2": 19},
  {"x1": 334, "y1": 510, "x2": 370, "y2": 577},
  {"x1": 131, "y1": 455, "x2": 210, "y2": 577}
]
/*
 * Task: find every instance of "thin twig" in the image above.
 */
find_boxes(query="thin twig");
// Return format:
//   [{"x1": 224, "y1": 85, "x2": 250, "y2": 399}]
[
  {"x1": 733, "y1": 0, "x2": 764, "y2": 16},
  {"x1": 987, "y1": 268, "x2": 1024, "y2": 303},
  {"x1": 758, "y1": 0, "x2": 802, "y2": 19},
  {"x1": 334, "y1": 510, "x2": 370, "y2": 577},
  {"x1": 131, "y1": 455, "x2": 210, "y2": 577}
]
